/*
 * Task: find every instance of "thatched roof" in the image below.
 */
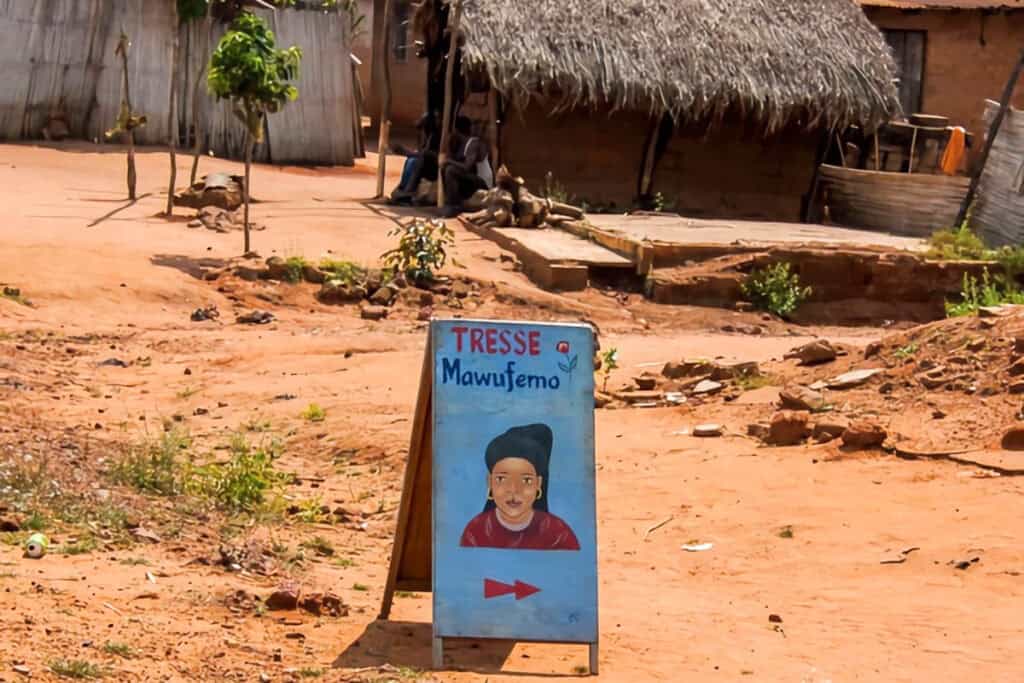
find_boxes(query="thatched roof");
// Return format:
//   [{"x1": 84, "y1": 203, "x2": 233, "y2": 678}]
[{"x1": 458, "y1": 0, "x2": 901, "y2": 132}]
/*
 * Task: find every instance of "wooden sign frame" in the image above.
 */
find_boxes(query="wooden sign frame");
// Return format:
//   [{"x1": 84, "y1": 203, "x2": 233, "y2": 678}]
[{"x1": 380, "y1": 322, "x2": 598, "y2": 675}]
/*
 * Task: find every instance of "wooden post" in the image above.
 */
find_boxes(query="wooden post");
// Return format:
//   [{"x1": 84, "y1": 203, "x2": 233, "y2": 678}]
[
  {"x1": 907, "y1": 126, "x2": 918, "y2": 173},
  {"x1": 873, "y1": 132, "x2": 880, "y2": 172},
  {"x1": 637, "y1": 115, "x2": 660, "y2": 199},
  {"x1": 954, "y1": 49, "x2": 1024, "y2": 227},
  {"x1": 437, "y1": 0, "x2": 462, "y2": 208},
  {"x1": 116, "y1": 33, "x2": 137, "y2": 201},
  {"x1": 374, "y1": 0, "x2": 393, "y2": 198},
  {"x1": 487, "y1": 87, "x2": 499, "y2": 170},
  {"x1": 166, "y1": 5, "x2": 180, "y2": 216},
  {"x1": 243, "y1": 130, "x2": 253, "y2": 254}
]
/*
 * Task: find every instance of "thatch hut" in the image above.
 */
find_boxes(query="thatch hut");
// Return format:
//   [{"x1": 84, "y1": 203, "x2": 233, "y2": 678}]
[{"x1": 390, "y1": 0, "x2": 900, "y2": 220}]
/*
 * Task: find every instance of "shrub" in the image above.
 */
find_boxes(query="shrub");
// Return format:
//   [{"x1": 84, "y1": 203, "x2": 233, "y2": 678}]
[
  {"x1": 110, "y1": 427, "x2": 191, "y2": 496},
  {"x1": 319, "y1": 259, "x2": 365, "y2": 285},
  {"x1": 300, "y1": 403, "x2": 326, "y2": 422},
  {"x1": 284, "y1": 256, "x2": 308, "y2": 284},
  {"x1": 381, "y1": 218, "x2": 454, "y2": 285},
  {"x1": 188, "y1": 435, "x2": 287, "y2": 513},
  {"x1": 741, "y1": 263, "x2": 811, "y2": 317},
  {"x1": 945, "y1": 269, "x2": 1024, "y2": 317},
  {"x1": 927, "y1": 224, "x2": 988, "y2": 261}
]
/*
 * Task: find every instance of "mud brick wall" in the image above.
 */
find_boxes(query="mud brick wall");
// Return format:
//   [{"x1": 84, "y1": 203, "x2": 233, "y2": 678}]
[
  {"x1": 501, "y1": 104, "x2": 819, "y2": 221},
  {"x1": 864, "y1": 7, "x2": 1024, "y2": 139}
]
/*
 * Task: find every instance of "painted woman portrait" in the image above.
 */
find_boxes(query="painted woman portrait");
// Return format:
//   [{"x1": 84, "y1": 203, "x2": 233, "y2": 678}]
[{"x1": 459, "y1": 423, "x2": 580, "y2": 551}]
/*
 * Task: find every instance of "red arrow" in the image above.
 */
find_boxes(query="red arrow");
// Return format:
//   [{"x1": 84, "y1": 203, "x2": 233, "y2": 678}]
[{"x1": 484, "y1": 578, "x2": 541, "y2": 601}]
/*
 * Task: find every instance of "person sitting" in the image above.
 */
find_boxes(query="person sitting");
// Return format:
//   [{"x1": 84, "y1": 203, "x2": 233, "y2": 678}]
[
  {"x1": 441, "y1": 116, "x2": 493, "y2": 217},
  {"x1": 390, "y1": 112, "x2": 441, "y2": 204}
]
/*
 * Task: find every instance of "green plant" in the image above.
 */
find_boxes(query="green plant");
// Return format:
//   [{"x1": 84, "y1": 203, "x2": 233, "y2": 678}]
[
  {"x1": 300, "y1": 403, "x2": 326, "y2": 422},
  {"x1": 61, "y1": 536, "x2": 98, "y2": 556},
  {"x1": 927, "y1": 224, "x2": 988, "y2": 261},
  {"x1": 188, "y1": 435, "x2": 287, "y2": 512},
  {"x1": 118, "y1": 557, "x2": 151, "y2": 566},
  {"x1": 893, "y1": 343, "x2": 918, "y2": 360},
  {"x1": 352, "y1": 582, "x2": 369, "y2": 592},
  {"x1": 285, "y1": 256, "x2": 308, "y2": 284},
  {"x1": 653, "y1": 192, "x2": 665, "y2": 212},
  {"x1": 208, "y1": 11, "x2": 302, "y2": 252},
  {"x1": 48, "y1": 658, "x2": 105, "y2": 679},
  {"x1": 741, "y1": 263, "x2": 811, "y2": 318},
  {"x1": 111, "y1": 427, "x2": 191, "y2": 496},
  {"x1": 333, "y1": 557, "x2": 355, "y2": 568},
  {"x1": 23, "y1": 510, "x2": 48, "y2": 531},
  {"x1": 382, "y1": 218, "x2": 455, "y2": 285},
  {"x1": 102, "y1": 641, "x2": 136, "y2": 659},
  {"x1": 543, "y1": 171, "x2": 573, "y2": 204},
  {"x1": 1, "y1": 286, "x2": 30, "y2": 306},
  {"x1": 300, "y1": 535, "x2": 335, "y2": 557},
  {"x1": 734, "y1": 372, "x2": 775, "y2": 391},
  {"x1": 945, "y1": 269, "x2": 1024, "y2": 317},
  {"x1": 319, "y1": 259, "x2": 365, "y2": 285},
  {"x1": 297, "y1": 668, "x2": 325, "y2": 679},
  {"x1": 294, "y1": 497, "x2": 331, "y2": 524},
  {"x1": 599, "y1": 348, "x2": 618, "y2": 393}
]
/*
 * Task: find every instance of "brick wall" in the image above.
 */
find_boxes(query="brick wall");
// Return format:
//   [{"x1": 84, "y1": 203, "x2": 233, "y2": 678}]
[
  {"x1": 864, "y1": 7, "x2": 1024, "y2": 137},
  {"x1": 501, "y1": 105, "x2": 819, "y2": 221}
]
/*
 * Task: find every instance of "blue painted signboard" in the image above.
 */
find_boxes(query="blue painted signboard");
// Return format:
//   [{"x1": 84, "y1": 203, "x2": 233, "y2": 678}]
[{"x1": 431, "y1": 319, "x2": 598, "y2": 653}]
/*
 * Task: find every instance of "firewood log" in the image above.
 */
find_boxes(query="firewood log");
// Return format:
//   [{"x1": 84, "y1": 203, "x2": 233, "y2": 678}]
[
  {"x1": 516, "y1": 191, "x2": 549, "y2": 229},
  {"x1": 549, "y1": 200, "x2": 584, "y2": 219}
]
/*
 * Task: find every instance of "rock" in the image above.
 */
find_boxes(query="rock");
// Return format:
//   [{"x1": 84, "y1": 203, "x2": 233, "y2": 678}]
[
  {"x1": 978, "y1": 305, "x2": 1012, "y2": 318},
  {"x1": 784, "y1": 340, "x2": 837, "y2": 366},
  {"x1": 360, "y1": 305, "x2": 388, "y2": 321},
  {"x1": 131, "y1": 527, "x2": 161, "y2": 544},
  {"x1": 299, "y1": 592, "x2": 323, "y2": 616},
  {"x1": 1010, "y1": 381, "x2": 1024, "y2": 394},
  {"x1": 174, "y1": 172, "x2": 244, "y2": 211},
  {"x1": 827, "y1": 368, "x2": 883, "y2": 389},
  {"x1": 0, "y1": 518, "x2": 20, "y2": 532},
  {"x1": 266, "y1": 584, "x2": 300, "y2": 611},
  {"x1": 417, "y1": 306, "x2": 433, "y2": 322},
  {"x1": 864, "y1": 341, "x2": 882, "y2": 358},
  {"x1": 734, "y1": 301, "x2": 755, "y2": 312},
  {"x1": 1015, "y1": 337, "x2": 1024, "y2": 355},
  {"x1": 190, "y1": 305, "x2": 219, "y2": 322},
  {"x1": 265, "y1": 256, "x2": 289, "y2": 280},
  {"x1": 419, "y1": 291, "x2": 435, "y2": 306},
  {"x1": 13, "y1": 664, "x2": 30, "y2": 676},
  {"x1": 613, "y1": 389, "x2": 662, "y2": 404},
  {"x1": 841, "y1": 421, "x2": 887, "y2": 450},
  {"x1": 302, "y1": 264, "x2": 327, "y2": 284},
  {"x1": 321, "y1": 592, "x2": 347, "y2": 617},
  {"x1": 594, "y1": 391, "x2": 613, "y2": 408},
  {"x1": 710, "y1": 361, "x2": 759, "y2": 381},
  {"x1": 187, "y1": 219, "x2": 202, "y2": 228},
  {"x1": 236, "y1": 310, "x2": 274, "y2": 325},
  {"x1": 1008, "y1": 359, "x2": 1024, "y2": 377},
  {"x1": 633, "y1": 374, "x2": 658, "y2": 391},
  {"x1": 98, "y1": 358, "x2": 129, "y2": 368},
  {"x1": 693, "y1": 423, "x2": 723, "y2": 437},
  {"x1": 812, "y1": 419, "x2": 848, "y2": 443},
  {"x1": 368, "y1": 284, "x2": 398, "y2": 307},
  {"x1": 662, "y1": 359, "x2": 711, "y2": 379},
  {"x1": 1001, "y1": 424, "x2": 1024, "y2": 450},
  {"x1": 317, "y1": 280, "x2": 365, "y2": 304},
  {"x1": 932, "y1": 409, "x2": 946, "y2": 419},
  {"x1": 766, "y1": 411, "x2": 811, "y2": 445},
  {"x1": 747, "y1": 423, "x2": 770, "y2": 440},
  {"x1": 779, "y1": 385, "x2": 826, "y2": 412},
  {"x1": 692, "y1": 379, "x2": 723, "y2": 395},
  {"x1": 966, "y1": 338, "x2": 986, "y2": 352},
  {"x1": 451, "y1": 281, "x2": 471, "y2": 299}
]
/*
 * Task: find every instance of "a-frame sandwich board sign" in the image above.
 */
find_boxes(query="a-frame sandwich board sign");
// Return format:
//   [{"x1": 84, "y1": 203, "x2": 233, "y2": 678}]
[{"x1": 380, "y1": 319, "x2": 599, "y2": 674}]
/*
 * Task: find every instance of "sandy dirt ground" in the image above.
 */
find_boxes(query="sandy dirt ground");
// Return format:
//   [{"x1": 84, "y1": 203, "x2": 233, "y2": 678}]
[{"x1": 1, "y1": 142, "x2": 1022, "y2": 682}]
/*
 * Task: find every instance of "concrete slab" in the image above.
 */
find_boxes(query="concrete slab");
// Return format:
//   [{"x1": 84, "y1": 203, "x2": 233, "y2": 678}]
[{"x1": 588, "y1": 214, "x2": 927, "y2": 252}]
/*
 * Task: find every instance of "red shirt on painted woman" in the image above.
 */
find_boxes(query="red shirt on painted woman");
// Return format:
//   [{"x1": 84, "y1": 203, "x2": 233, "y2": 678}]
[{"x1": 459, "y1": 508, "x2": 580, "y2": 551}]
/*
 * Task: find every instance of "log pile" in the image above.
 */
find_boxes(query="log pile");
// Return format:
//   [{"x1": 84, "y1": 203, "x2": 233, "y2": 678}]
[{"x1": 462, "y1": 166, "x2": 584, "y2": 230}]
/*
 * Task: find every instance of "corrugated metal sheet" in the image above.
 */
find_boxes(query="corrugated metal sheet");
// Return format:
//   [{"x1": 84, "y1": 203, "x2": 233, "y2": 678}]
[
  {"x1": 974, "y1": 101, "x2": 1024, "y2": 246},
  {"x1": 859, "y1": 1, "x2": 1024, "y2": 9},
  {"x1": 0, "y1": 1, "x2": 359, "y2": 165}
]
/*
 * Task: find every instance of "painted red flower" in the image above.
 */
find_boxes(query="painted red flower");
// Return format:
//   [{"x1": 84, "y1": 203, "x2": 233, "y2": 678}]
[{"x1": 556, "y1": 341, "x2": 570, "y2": 354}]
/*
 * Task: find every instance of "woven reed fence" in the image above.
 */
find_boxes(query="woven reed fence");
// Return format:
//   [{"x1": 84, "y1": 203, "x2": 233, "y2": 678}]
[
  {"x1": 973, "y1": 101, "x2": 1024, "y2": 247},
  {"x1": 819, "y1": 164, "x2": 969, "y2": 237},
  {"x1": 0, "y1": 0, "x2": 359, "y2": 165}
]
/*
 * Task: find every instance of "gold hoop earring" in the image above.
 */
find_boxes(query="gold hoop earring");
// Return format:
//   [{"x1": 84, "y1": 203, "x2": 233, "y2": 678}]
[
  {"x1": 487, "y1": 489, "x2": 494, "y2": 501},
  {"x1": 535, "y1": 489, "x2": 542, "y2": 501}
]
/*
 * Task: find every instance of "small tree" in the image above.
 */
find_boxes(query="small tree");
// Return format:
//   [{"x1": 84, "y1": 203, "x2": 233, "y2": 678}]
[
  {"x1": 106, "y1": 32, "x2": 147, "y2": 200},
  {"x1": 208, "y1": 11, "x2": 301, "y2": 253}
]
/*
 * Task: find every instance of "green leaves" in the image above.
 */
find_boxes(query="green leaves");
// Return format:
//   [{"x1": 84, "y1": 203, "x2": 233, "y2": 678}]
[
  {"x1": 741, "y1": 263, "x2": 811, "y2": 318},
  {"x1": 208, "y1": 11, "x2": 302, "y2": 139}
]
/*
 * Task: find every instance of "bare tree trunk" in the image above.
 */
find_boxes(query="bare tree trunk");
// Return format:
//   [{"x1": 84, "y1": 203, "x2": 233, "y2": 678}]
[
  {"x1": 244, "y1": 131, "x2": 253, "y2": 254},
  {"x1": 117, "y1": 35, "x2": 137, "y2": 201},
  {"x1": 437, "y1": 0, "x2": 462, "y2": 208},
  {"x1": 374, "y1": 0, "x2": 393, "y2": 198},
  {"x1": 166, "y1": 12, "x2": 180, "y2": 216}
]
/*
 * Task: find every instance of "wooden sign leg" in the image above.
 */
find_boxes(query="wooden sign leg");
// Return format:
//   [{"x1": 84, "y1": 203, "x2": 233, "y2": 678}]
[
  {"x1": 432, "y1": 636, "x2": 444, "y2": 670},
  {"x1": 589, "y1": 642, "x2": 599, "y2": 675}
]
